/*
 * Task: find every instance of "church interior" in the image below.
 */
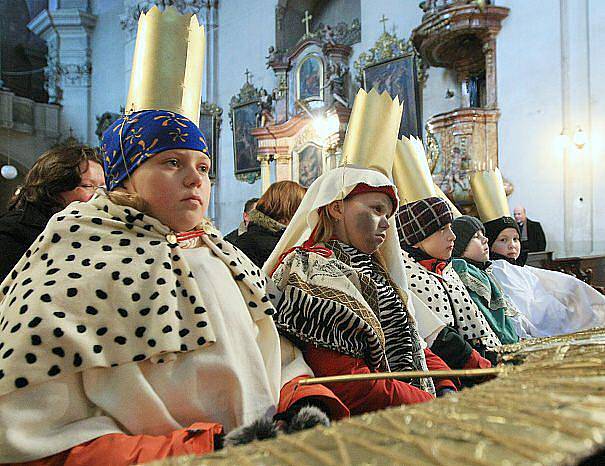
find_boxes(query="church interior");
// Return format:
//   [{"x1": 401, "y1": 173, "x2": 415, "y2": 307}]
[{"x1": 0, "y1": 1, "x2": 604, "y2": 465}]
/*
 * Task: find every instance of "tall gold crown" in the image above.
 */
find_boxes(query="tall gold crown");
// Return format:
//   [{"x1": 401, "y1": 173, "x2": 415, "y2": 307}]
[
  {"x1": 341, "y1": 88, "x2": 403, "y2": 176},
  {"x1": 126, "y1": 6, "x2": 205, "y2": 124},
  {"x1": 470, "y1": 168, "x2": 510, "y2": 222},
  {"x1": 392, "y1": 135, "x2": 436, "y2": 203}
]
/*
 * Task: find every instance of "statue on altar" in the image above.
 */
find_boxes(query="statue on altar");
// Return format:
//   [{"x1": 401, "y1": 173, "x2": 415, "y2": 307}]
[{"x1": 256, "y1": 89, "x2": 275, "y2": 127}]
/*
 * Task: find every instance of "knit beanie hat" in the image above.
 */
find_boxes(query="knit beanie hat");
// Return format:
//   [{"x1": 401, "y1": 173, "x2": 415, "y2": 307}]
[
  {"x1": 396, "y1": 196, "x2": 453, "y2": 246},
  {"x1": 484, "y1": 216, "x2": 520, "y2": 247},
  {"x1": 451, "y1": 215, "x2": 484, "y2": 257}
]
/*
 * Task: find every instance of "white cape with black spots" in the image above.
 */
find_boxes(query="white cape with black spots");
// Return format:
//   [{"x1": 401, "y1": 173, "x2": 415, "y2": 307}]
[
  {"x1": 491, "y1": 260, "x2": 605, "y2": 337},
  {"x1": 401, "y1": 251, "x2": 501, "y2": 348},
  {"x1": 0, "y1": 195, "x2": 309, "y2": 462}
]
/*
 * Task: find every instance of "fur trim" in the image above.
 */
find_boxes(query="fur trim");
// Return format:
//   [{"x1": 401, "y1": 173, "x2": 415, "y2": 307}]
[
  {"x1": 284, "y1": 406, "x2": 330, "y2": 434},
  {"x1": 248, "y1": 209, "x2": 286, "y2": 233},
  {"x1": 223, "y1": 416, "x2": 278, "y2": 446}
]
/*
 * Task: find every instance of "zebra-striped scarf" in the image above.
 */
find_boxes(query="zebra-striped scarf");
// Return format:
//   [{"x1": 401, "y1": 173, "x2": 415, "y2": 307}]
[{"x1": 272, "y1": 240, "x2": 433, "y2": 393}]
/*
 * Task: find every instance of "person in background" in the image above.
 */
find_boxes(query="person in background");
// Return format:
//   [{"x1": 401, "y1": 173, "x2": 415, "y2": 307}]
[
  {"x1": 224, "y1": 197, "x2": 258, "y2": 244},
  {"x1": 230, "y1": 181, "x2": 306, "y2": 268},
  {"x1": 513, "y1": 205, "x2": 546, "y2": 264},
  {"x1": 0, "y1": 144, "x2": 104, "y2": 282}
]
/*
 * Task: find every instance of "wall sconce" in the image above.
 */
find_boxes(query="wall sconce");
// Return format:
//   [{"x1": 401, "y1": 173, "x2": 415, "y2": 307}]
[
  {"x1": 573, "y1": 127, "x2": 587, "y2": 149},
  {"x1": 556, "y1": 128, "x2": 587, "y2": 151}
]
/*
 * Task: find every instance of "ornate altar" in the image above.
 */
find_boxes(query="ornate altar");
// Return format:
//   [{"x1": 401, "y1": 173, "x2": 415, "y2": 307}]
[
  {"x1": 229, "y1": 76, "x2": 264, "y2": 184},
  {"x1": 248, "y1": 13, "x2": 359, "y2": 191},
  {"x1": 199, "y1": 102, "x2": 222, "y2": 180},
  {"x1": 412, "y1": 0, "x2": 512, "y2": 210},
  {"x1": 354, "y1": 16, "x2": 427, "y2": 139}
]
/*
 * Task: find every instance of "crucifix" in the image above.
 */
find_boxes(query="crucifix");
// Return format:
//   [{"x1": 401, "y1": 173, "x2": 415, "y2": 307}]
[
  {"x1": 244, "y1": 68, "x2": 252, "y2": 84},
  {"x1": 379, "y1": 14, "x2": 389, "y2": 33},
  {"x1": 302, "y1": 10, "x2": 312, "y2": 35}
]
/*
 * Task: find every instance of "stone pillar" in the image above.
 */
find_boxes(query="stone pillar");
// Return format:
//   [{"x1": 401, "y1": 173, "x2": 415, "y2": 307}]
[
  {"x1": 204, "y1": 1, "x2": 218, "y2": 103},
  {"x1": 274, "y1": 152, "x2": 292, "y2": 182},
  {"x1": 560, "y1": 0, "x2": 593, "y2": 256},
  {"x1": 483, "y1": 37, "x2": 498, "y2": 109},
  {"x1": 258, "y1": 154, "x2": 272, "y2": 193},
  {"x1": 28, "y1": 3, "x2": 97, "y2": 142}
]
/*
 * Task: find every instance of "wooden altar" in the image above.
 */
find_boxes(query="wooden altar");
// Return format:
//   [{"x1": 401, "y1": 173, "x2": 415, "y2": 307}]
[{"x1": 413, "y1": 0, "x2": 512, "y2": 209}]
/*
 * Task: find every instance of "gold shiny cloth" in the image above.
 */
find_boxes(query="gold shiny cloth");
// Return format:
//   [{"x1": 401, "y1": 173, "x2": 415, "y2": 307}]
[{"x1": 151, "y1": 327, "x2": 605, "y2": 465}]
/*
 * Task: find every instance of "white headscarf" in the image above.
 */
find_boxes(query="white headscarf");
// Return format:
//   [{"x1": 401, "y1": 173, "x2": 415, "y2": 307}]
[{"x1": 263, "y1": 166, "x2": 445, "y2": 340}]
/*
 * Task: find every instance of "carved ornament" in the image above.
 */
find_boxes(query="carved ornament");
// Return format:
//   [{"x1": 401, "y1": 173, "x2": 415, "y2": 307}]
[
  {"x1": 353, "y1": 31, "x2": 428, "y2": 85},
  {"x1": 121, "y1": 0, "x2": 208, "y2": 31}
]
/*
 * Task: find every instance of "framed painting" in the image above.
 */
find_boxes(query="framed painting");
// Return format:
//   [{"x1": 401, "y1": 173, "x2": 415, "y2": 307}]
[
  {"x1": 231, "y1": 100, "x2": 260, "y2": 175},
  {"x1": 362, "y1": 53, "x2": 422, "y2": 138},
  {"x1": 297, "y1": 144, "x2": 322, "y2": 188},
  {"x1": 199, "y1": 103, "x2": 222, "y2": 179},
  {"x1": 296, "y1": 54, "x2": 323, "y2": 102}
]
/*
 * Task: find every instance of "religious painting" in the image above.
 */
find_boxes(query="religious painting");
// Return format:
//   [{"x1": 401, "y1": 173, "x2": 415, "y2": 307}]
[
  {"x1": 298, "y1": 144, "x2": 322, "y2": 188},
  {"x1": 363, "y1": 53, "x2": 422, "y2": 138},
  {"x1": 231, "y1": 101, "x2": 260, "y2": 174},
  {"x1": 297, "y1": 55, "x2": 323, "y2": 102},
  {"x1": 198, "y1": 104, "x2": 222, "y2": 179}
]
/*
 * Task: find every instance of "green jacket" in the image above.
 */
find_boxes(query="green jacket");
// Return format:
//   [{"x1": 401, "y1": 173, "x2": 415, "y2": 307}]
[{"x1": 452, "y1": 258, "x2": 519, "y2": 344}]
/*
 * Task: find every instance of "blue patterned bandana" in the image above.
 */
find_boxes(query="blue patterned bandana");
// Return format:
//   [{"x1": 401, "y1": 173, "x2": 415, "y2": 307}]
[{"x1": 101, "y1": 110, "x2": 208, "y2": 191}]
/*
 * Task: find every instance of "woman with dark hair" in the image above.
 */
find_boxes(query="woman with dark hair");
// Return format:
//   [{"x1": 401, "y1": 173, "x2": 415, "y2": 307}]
[
  {"x1": 231, "y1": 181, "x2": 306, "y2": 268},
  {"x1": 0, "y1": 144, "x2": 104, "y2": 281}
]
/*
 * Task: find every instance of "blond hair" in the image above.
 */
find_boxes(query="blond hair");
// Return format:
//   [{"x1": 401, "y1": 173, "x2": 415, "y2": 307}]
[{"x1": 106, "y1": 189, "x2": 214, "y2": 232}]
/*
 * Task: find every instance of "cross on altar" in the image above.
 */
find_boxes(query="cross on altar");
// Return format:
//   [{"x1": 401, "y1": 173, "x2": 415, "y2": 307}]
[
  {"x1": 244, "y1": 68, "x2": 251, "y2": 83},
  {"x1": 302, "y1": 10, "x2": 312, "y2": 35},
  {"x1": 379, "y1": 14, "x2": 389, "y2": 33}
]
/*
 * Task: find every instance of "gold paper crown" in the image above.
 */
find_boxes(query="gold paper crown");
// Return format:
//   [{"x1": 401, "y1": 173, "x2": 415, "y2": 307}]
[
  {"x1": 126, "y1": 6, "x2": 205, "y2": 124},
  {"x1": 470, "y1": 168, "x2": 510, "y2": 222},
  {"x1": 392, "y1": 135, "x2": 461, "y2": 216},
  {"x1": 341, "y1": 88, "x2": 403, "y2": 176},
  {"x1": 392, "y1": 135, "x2": 436, "y2": 203}
]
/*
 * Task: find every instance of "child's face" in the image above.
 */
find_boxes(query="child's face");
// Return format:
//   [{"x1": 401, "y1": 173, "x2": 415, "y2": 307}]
[
  {"x1": 491, "y1": 227, "x2": 521, "y2": 259},
  {"x1": 463, "y1": 230, "x2": 489, "y2": 262},
  {"x1": 329, "y1": 192, "x2": 394, "y2": 254},
  {"x1": 125, "y1": 149, "x2": 211, "y2": 232},
  {"x1": 416, "y1": 223, "x2": 456, "y2": 260}
]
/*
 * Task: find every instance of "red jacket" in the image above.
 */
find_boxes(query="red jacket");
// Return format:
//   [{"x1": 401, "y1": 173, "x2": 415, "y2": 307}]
[
  {"x1": 303, "y1": 345, "x2": 457, "y2": 416},
  {"x1": 18, "y1": 377, "x2": 347, "y2": 466}
]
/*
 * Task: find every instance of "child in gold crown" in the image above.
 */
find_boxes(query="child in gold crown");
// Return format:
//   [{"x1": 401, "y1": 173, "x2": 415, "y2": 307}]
[
  {"x1": 0, "y1": 110, "x2": 347, "y2": 466},
  {"x1": 265, "y1": 166, "x2": 458, "y2": 415},
  {"x1": 396, "y1": 197, "x2": 500, "y2": 381}
]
